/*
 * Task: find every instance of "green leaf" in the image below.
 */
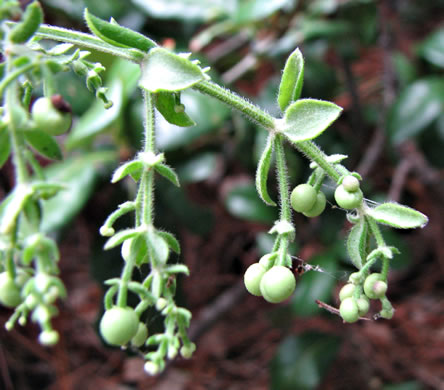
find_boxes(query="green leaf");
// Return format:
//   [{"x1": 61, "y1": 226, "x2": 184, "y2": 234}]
[
  {"x1": 256, "y1": 133, "x2": 276, "y2": 206},
  {"x1": 270, "y1": 332, "x2": 342, "y2": 390},
  {"x1": 417, "y1": 27, "x2": 444, "y2": 68},
  {"x1": 104, "y1": 228, "x2": 141, "y2": 250},
  {"x1": 346, "y1": 218, "x2": 368, "y2": 269},
  {"x1": 387, "y1": 78, "x2": 444, "y2": 144},
  {"x1": 111, "y1": 160, "x2": 143, "y2": 183},
  {"x1": 368, "y1": 203, "x2": 428, "y2": 229},
  {"x1": 166, "y1": 264, "x2": 189, "y2": 275},
  {"x1": 154, "y1": 163, "x2": 180, "y2": 187},
  {"x1": 24, "y1": 130, "x2": 63, "y2": 160},
  {"x1": 40, "y1": 151, "x2": 116, "y2": 233},
  {"x1": 125, "y1": 235, "x2": 149, "y2": 266},
  {"x1": 224, "y1": 182, "x2": 278, "y2": 224},
  {"x1": 155, "y1": 92, "x2": 196, "y2": 127},
  {"x1": 233, "y1": 0, "x2": 290, "y2": 24},
  {"x1": 146, "y1": 230, "x2": 169, "y2": 264},
  {"x1": 84, "y1": 9, "x2": 156, "y2": 52},
  {"x1": 0, "y1": 129, "x2": 10, "y2": 169},
  {"x1": 0, "y1": 184, "x2": 33, "y2": 234},
  {"x1": 157, "y1": 231, "x2": 181, "y2": 254},
  {"x1": 290, "y1": 254, "x2": 338, "y2": 317},
  {"x1": 281, "y1": 99, "x2": 342, "y2": 143},
  {"x1": 9, "y1": 1, "x2": 43, "y2": 44},
  {"x1": 139, "y1": 48, "x2": 206, "y2": 93},
  {"x1": 278, "y1": 48, "x2": 304, "y2": 112}
]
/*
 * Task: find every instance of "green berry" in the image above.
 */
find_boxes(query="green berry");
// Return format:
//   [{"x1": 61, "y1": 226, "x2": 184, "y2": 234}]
[
  {"x1": 342, "y1": 175, "x2": 360, "y2": 192},
  {"x1": 380, "y1": 308, "x2": 394, "y2": 319},
  {"x1": 258, "y1": 253, "x2": 276, "y2": 270},
  {"x1": 39, "y1": 330, "x2": 59, "y2": 346},
  {"x1": 290, "y1": 184, "x2": 317, "y2": 213},
  {"x1": 303, "y1": 191, "x2": 326, "y2": 217},
  {"x1": 244, "y1": 263, "x2": 266, "y2": 296},
  {"x1": 356, "y1": 296, "x2": 370, "y2": 316},
  {"x1": 363, "y1": 273, "x2": 387, "y2": 299},
  {"x1": 260, "y1": 266, "x2": 296, "y2": 303},
  {"x1": 131, "y1": 323, "x2": 148, "y2": 347},
  {"x1": 339, "y1": 297, "x2": 359, "y2": 323},
  {"x1": 339, "y1": 284, "x2": 356, "y2": 301},
  {"x1": 32, "y1": 96, "x2": 72, "y2": 136},
  {"x1": 99, "y1": 306, "x2": 139, "y2": 346},
  {"x1": 0, "y1": 272, "x2": 22, "y2": 308},
  {"x1": 334, "y1": 185, "x2": 363, "y2": 210}
]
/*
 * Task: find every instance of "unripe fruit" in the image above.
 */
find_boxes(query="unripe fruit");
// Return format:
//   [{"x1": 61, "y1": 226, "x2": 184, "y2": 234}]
[
  {"x1": 260, "y1": 266, "x2": 296, "y2": 303},
  {"x1": 39, "y1": 330, "x2": 59, "y2": 346},
  {"x1": 258, "y1": 253, "x2": 275, "y2": 270},
  {"x1": 334, "y1": 185, "x2": 363, "y2": 210},
  {"x1": 342, "y1": 175, "x2": 360, "y2": 193},
  {"x1": 339, "y1": 297, "x2": 359, "y2": 323},
  {"x1": 290, "y1": 184, "x2": 317, "y2": 213},
  {"x1": 303, "y1": 191, "x2": 326, "y2": 217},
  {"x1": 0, "y1": 272, "x2": 22, "y2": 308},
  {"x1": 100, "y1": 306, "x2": 139, "y2": 346},
  {"x1": 380, "y1": 308, "x2": 394, "y2": 319},
  {"x1": 357, "y1": 296, "x2": 370, "y2": 316},
  {"x1": 131, "y1": 323, "x2": 148, "y2": 347},
  {"x1": 363, "y1": 273, "x2": 387, "y2": 299},
  {"x1": 31, "y1": 96, "x2": 72, "y2": 136},
  {"x1": 244, "y1": 263, "x2": 267, "y2": 296},
  {"x1": 339, "y1": 284, "x2": 356, "y2": 301}
]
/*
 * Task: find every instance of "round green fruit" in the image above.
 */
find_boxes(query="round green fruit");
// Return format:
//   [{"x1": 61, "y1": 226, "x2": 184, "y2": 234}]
[
  {"x1": 260, "y1": 266, "x2": 296, "y2": 303},
  {"x1": 244, "y1": 263, "x2": 267, "y2": 296},
  {"x1": 290, "y1": 184, "x2": 317, "y2": 213},
  {"x1": 303, "y1": 191, "x2": 326, "y2": 217},
  {"x1": 339, "y1": 284, "x2": 356, "y2": 301},
  {"x1": 0, "y1": 272, "x2": 22, "y2": 308},
  {"x1": 342, "y1": 175, "x2": 360, "y2": 193},
  {"x1": 334, "y1": 185, "x2": 363, "y2": 210},
  {"x1": 357, "y1": 296, "x2": 370, "y2": 316},
  {"x1": 363, "y1": 273, "x2": 387, "y2": 299},
  {"x1": 31, "y1": 96, "x2": 72, "y2": 136},
  {"x1": 339, "y1": 297, "x2": 359, "y2": 323},
  {"x1": 99, "y1": 306, "x2": 139, "y2": 346}
]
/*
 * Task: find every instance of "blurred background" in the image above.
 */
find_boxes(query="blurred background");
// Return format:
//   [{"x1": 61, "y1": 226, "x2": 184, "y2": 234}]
[{"x1": 1, "y1": 0, "x2": 443, "y2": 389}]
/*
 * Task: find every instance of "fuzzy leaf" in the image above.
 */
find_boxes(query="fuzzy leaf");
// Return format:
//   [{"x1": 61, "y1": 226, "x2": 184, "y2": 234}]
[
  {"x1": 9, "y1": 1, "x2": 43, "y2": 44},
  {"x1": 157, "y1": 231, "x2": 181, "y2": 254},
  {"x1": 104, "y1": 228, "x2": 141, "y2": 250},
  {"x1": 0, "y1": 129, "x2": 10, "y2": 169},
  {"x1": 139, "y1": 48, "x2": 205, "y2": 92},
  {"x1": 155, "y1": 91, "x2": 195, "y2": 127},
  {"x1": 0, "y1": 185, "x2": 33, "y2": 234},
  {"x1": 278, "y1": 48, "x2": 304, "y2": 112},
  {"x1": 125, "y1": 235, "x2": 149, "y2": 266},
  {"x1": 84, "y1": 9, "x2": 156, "y2": 52},
  {"x1": 146, "y1": 230, "x2": 169, "y2": 264},
  {"x1": 368, "y1": 203, "x2": 428, "y2": 229},
  {"x1": 281, "y1": 99, "x2": 342, "y2": 143},
  {"x1": 24, "y1": 130, "x2": 63, "y2": 160},
  {"x1": 154, "y1": 163, "x2": 180, "y2": 187},
  {"x1": 346, "y1": 218, "x2": 368, "y2": 269},
  {"x1": 255, "y1": 133, "x2": 276, "y2": 206},
  {"x1": 111, "y1": 160, "x2": 144, "y2": 183}
]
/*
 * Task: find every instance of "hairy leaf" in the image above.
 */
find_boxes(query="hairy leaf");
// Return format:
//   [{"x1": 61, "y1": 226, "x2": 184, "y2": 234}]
[
  {"x1": 278, "y1": 48, "x2": 304, "y2": 112},
  {"x1": 155, "y1": 92, "x2": 195, "y2": 127},
  {"x1": 368, "y1": 203, "x2": 428, "y2": 229},
  {"x1": 346, "y1": 218, "x2": 368, "y2": 269},
  {"x1": 255, "y1": 133, "x2": 276, "y2": 206}
]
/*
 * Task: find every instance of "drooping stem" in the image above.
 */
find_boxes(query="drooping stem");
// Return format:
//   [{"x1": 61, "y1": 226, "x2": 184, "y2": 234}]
[{"x1": 193, "y1": 80, "x2": 275, "y2": 130}]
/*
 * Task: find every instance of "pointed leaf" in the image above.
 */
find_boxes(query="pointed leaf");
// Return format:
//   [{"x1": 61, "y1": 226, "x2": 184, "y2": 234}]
[
  {"x1": 154, "y1": 163, "x2": 180, "y2": 187},
  {"x1": 84, "y1": 9, "x2": 156, "y2": 52},
  {"x1": 278, "y1": 48, "x2": 304, "y2": 112},
  {"x1": 104, "y1": 229, "x2": 141, "y2": 250},
  {"x1": 24, "y1": 130, "x2": 63, "y2": 160},
  {"x1": 281, "y1": 99, "x2": 342, "y2": 143},
  {"x1": 346, "y1": 218, "x2": 368, "y2": 269},
  {"x1": 139, "y1": 48, "x2": 205, "y2": 92},
  {"x1": 368, "y1": 203, "x2": 428, "y2": 229},
  {"x1": 0, "y1": 129, "x2": 11, "y2": 169},
  {"x1": 157, "y1": 231, "x2": 181, "y2": 254},
  {"x1": 166, "y1": 264, "x2": 189, "y2": 275},
  {"x1": 124, "y1": 235, "x2": 149, "y2": 266},
  {"x1": 0, "y1": 185, "x2": 33, "y2": 234},
  {"x1": 111, "y1": 160, "x2": 144, "y2": 183},
  {"x1": 255, "y1": 133, "x2": 276, "y2": 206},
  {"x1": 155, "y1": 91, "x2": 196, "y2": 127},
  {"x1": 146, "y1": 230, "x2": 169, "y2": 264}
]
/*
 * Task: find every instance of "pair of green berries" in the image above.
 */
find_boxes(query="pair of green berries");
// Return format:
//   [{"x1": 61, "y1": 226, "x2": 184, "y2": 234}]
[
  {"x1": 290, "y1": 175, "x2": 363, "y2": 217},
  {"x1": 244, "y1": 256, "x2": 296, "y2": 303},
  {"x1": 99, "y1": 306, "x2": 148, "y2": 347},
  {"x1": 31, "y1": 96, "x2": 72, "y2": 136},
  {"x1": 339, "y1": 273, "x2": 388, "y2": 323}
]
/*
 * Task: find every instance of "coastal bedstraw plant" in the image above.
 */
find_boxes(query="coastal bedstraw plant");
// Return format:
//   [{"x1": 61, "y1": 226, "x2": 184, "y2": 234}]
[{"x1": 0, "y1": 1, "x2": 428, "y2": 375}]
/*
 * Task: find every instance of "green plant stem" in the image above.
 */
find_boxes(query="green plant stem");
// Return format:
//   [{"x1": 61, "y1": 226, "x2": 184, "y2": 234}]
[
  {"x1": 34, "y1": 24, "x2": 144, "y2": 62},
  {"x1": 0, "y1": 62, "x2": 35, "y2": 97},
  {"x1": 193, "y1": 80, "x2": 275, "y2": 130},
  {"x1": 367, "y1": 216, "x2": 385, "y2": 248},
  {"x1": 116, "y1": 257, "x2": 135, "y2": 307}
]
